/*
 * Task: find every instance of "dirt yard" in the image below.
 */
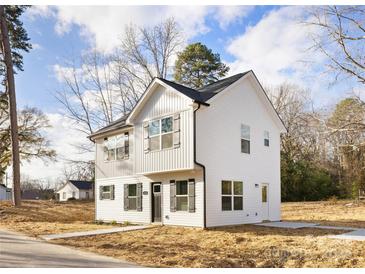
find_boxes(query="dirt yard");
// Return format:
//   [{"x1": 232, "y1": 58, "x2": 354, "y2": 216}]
[
  {"x1": 0, "y1": 200, "x2": 112, "y2": 236},
  {"x1": 1, "y1": 199, "x2": 365, "y2": 267},
  {"x1": 52, "y1": 200, "x2": 365, "y2": 268}
]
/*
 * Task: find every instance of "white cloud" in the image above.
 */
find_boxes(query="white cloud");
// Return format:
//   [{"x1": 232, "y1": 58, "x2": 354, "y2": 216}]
[
  {"x1": 214, "y1": 6, "x2": 255, "y2": 29},
  {"x1": 226, "y1": 6, "x2": 324, "y2": 87},
  {"x1": 27, "y1": 6, "x2": 254, "y2": 53},
  {"x1": 25, "y1": 5, "x2": 56, "y2": 20},
  {"x1": 31, "y1": 43, "x2": 43, "y2": 50},
  {"x1": 50, "y1": 6, "x2": 212, "y2": 52}
]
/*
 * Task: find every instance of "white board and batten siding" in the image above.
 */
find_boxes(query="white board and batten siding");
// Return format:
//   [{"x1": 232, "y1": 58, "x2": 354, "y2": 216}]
[
  {"x1": 95, "y1": 129, "x2": 134, "y2": 179},
  {"x1": 133, "y1": 84, "x2": 195, "y2": 174},
  {"x1": 196, "y1": 76, "x2": 282, "y2": 227},
  {"x1": 96, "y1": 170, "x2": 204, "y2": 227}
]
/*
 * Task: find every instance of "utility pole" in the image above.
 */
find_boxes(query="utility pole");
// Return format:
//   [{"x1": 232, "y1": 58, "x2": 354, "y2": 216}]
[{"x1": 0, "y1": 6, "x2": 21, "y2": 206}]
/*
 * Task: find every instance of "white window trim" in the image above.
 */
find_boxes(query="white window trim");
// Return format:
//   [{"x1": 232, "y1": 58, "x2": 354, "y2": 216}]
[
  {"x1": 103, "y1": 133, "x2": 128, "y2": 162},
  {"x1": 221, "y1": 180, "x2": 243, "y2": 211},
  {"x1": 241, "y1": 124, "x2": 250, "y2": 154},
  {"x1": 127, "y1": 184, "x2": 138, "y2": 211},
  {"x1": 101, "y1": 186, "x2": 112, "y2": 200},
  {"x1": 176, "y1": 180, "x2": 189, "y2": 212},
  {"x1": 149, "y1": 116, "x2": 174, "y2": 152}
]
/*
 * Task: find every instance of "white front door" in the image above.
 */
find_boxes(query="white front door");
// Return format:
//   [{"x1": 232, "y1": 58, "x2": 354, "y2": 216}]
[{"x1": 261, "y1": 183, "x2": 269, "y2": 220}]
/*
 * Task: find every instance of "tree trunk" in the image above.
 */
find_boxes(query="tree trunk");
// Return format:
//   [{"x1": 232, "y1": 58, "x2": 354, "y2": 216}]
[{"x1": 0, "y1": 6, "x2": 21, "y2": 207}]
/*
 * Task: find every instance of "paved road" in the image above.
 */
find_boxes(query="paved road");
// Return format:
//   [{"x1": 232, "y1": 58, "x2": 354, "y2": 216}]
[{"x1": 0, "y1": 229, "x2": 140, "y2": 267}]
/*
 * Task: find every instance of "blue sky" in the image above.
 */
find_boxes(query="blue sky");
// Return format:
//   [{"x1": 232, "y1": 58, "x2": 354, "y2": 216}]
[{"x1": 12, "y1": 5, "x2": 360, "y2": 181}]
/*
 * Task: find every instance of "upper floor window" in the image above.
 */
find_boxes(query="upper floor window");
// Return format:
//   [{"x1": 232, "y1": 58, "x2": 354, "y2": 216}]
[
  {"x1": 264, "y1": 131, "x2": 270, "y2": 147},
  {"x1": 103, "y1": 132, "x2": 129, "y2": 161},
  {"x1": 241, "y1": 124, "x2": 250, "y2": 154},
  {"x1": 149, "y1": 116, "x2": 173, "y2": 151}
]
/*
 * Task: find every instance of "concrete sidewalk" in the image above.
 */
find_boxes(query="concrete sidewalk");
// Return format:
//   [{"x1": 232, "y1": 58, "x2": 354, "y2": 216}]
[
  {"x1": 40, "y1": 225, "x2": 150, "y2": 240},
  {"x1": 0, "y1": 229, "x2": 141, "y2": 268}
]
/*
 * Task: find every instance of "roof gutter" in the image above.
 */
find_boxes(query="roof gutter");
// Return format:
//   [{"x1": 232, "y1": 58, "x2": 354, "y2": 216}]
[{"x1": 193, "y1": 102, "x2": 207, "y2": 229}]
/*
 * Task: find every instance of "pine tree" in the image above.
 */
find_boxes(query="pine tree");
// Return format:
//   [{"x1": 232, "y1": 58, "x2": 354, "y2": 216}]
[{"x1": 174, "y1": 42, "x2": 229, "y2": 89}]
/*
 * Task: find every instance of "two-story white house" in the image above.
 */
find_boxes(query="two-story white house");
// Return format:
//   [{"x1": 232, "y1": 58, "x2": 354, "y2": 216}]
[{"x1": 89, "y1": 70, "x2": 286, "y2": 228}]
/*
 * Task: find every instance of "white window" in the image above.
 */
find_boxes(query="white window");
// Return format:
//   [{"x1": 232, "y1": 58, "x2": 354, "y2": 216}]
[
  {"x1": 72, "y1": 191, "x2": 76, "y2": 198},
  {"x1": 149, "y1": 116, "x2": 173, "y2": 151},
  {"x1": 103, "y1": 133, "x2": 129, "y2": 161},
  {"x1": 222, "y1": 180, "x2": 243, "y2": 211},
  {"x1": 264, "y1": 131, "x2": 270, "y2": 147},
  {"x1": 241, "y1": 124, "x2": 250, "y2": 154},
  {"x1": 127, "y1": 184, "x2": 137, "y2": 210},
  {"x1": 100, "y1": 185, "x2": 113, "y2": 200},
  {"x1": 176, "y1": 180, "x2": 188, "y2": 211},
  {"x1": 62, "y1": 192, "x2": 66, "y2": 199}
]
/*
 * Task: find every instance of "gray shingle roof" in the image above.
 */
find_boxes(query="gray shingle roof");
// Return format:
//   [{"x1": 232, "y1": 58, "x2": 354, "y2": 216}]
[
  {"x1": 197, "y1": 72, "x2": 250, "y2": 101},
  {"x1": 89, "y1": 115, "x2": 131, "y2": 138},
  {"x1": 69, "y1": 180, "x2": 93, "y2": 190},
  {"x1": 89, "y1": 72, "x2": 250, "y2": 138},
  {"x1": 157, "y1": 78, "x2": 208, "y2": 105}
]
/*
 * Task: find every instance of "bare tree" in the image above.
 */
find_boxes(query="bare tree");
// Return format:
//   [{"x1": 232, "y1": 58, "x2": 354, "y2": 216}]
[
  {"x1": 268, "y1": 83, "x2": 325, "y2": 162},
  {"x1": 54, "y1": 18, "x2": 183, "y2": 157},
  {"x1": 307, "y1": 6, "x2": 365, "y2": 85},
  {"x1": 120, "y1": 18, "x2": 182, "y2": 83},
  {"x1": 62, "y1": 159, "x2": 94, "y2": 181}
]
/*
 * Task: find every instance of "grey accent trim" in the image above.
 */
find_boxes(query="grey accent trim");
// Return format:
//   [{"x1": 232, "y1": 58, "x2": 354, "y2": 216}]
[
  {"x1": 188, "y1": 179, "x2": 195, "y2": 213},
  {"x1": 173, "y1": 113, "x2": 181, "y2": 148},
  {"x1": 170, "y1": 180, "x2": 176, "y2": 212},
  {"x1": 143, "y1": 122, "x2": 150, "y2": 153},
  {"x1": 123, "y1": 184, "x2": 129, "y2": 210},
  {"x1": 137, "y1": 183, "x2": 143, "y2": 211}
]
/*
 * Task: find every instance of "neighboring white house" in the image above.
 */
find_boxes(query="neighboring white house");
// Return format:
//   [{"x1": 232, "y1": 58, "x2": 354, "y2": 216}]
[
  {"x1": 89, "y1": 70, "x2": 286, "y2": 228},
  {"x1": 56, "y1": 180, "x2": 94, "y2": 201},
  {"x1": 0, "y1": 184, "x2": 12, "y2": 201}
]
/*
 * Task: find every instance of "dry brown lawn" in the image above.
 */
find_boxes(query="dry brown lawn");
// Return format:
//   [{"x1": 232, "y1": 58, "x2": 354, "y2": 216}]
[
  {"x1": 1, "y1": 199, "x2": 365, "y2": 267},
  {"x1": 282, "y1": 199, "x2": 365, "y2": 228},
  {"x1": 53, "y1": 225, "x2": 365, "y2": 268},
  {"x1": 0, "y1": 200, "x2": 112, "y2": 236},
  {"x1": 52, "y1": 200, "x2": 365, "y2": 268}
]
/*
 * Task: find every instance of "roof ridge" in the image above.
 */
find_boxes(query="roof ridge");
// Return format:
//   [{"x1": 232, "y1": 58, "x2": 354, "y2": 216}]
[
  {"x1": 197, "y1": 72, "x2": 247, "y2": 91},
  {"x1": 156, "y1": 77, "x2": 198, "y2": 92}
]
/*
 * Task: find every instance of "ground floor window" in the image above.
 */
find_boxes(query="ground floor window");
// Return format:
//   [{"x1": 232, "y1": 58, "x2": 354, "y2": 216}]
[
  {"x1": 222, "y1": 180, "x2": 243, "y2": 211},
  {"x1": 170, "y1": 179, "x2": 195, "y2": 213},
  {"x1": 62, "y1": 192, "x2": 66, "y2": 199},
  {"x1": 176, "y1": 180, "x2": 188, "y2": 211},
  {"x1": 127, "y1": 184, "x2": 137, "y2": 210},
  {"x1": 124, "y1": 183, "x2": 142, "y2": 211},
  {"x1": 99, "y1": 185, "x2": 114, "y2": 200}
]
